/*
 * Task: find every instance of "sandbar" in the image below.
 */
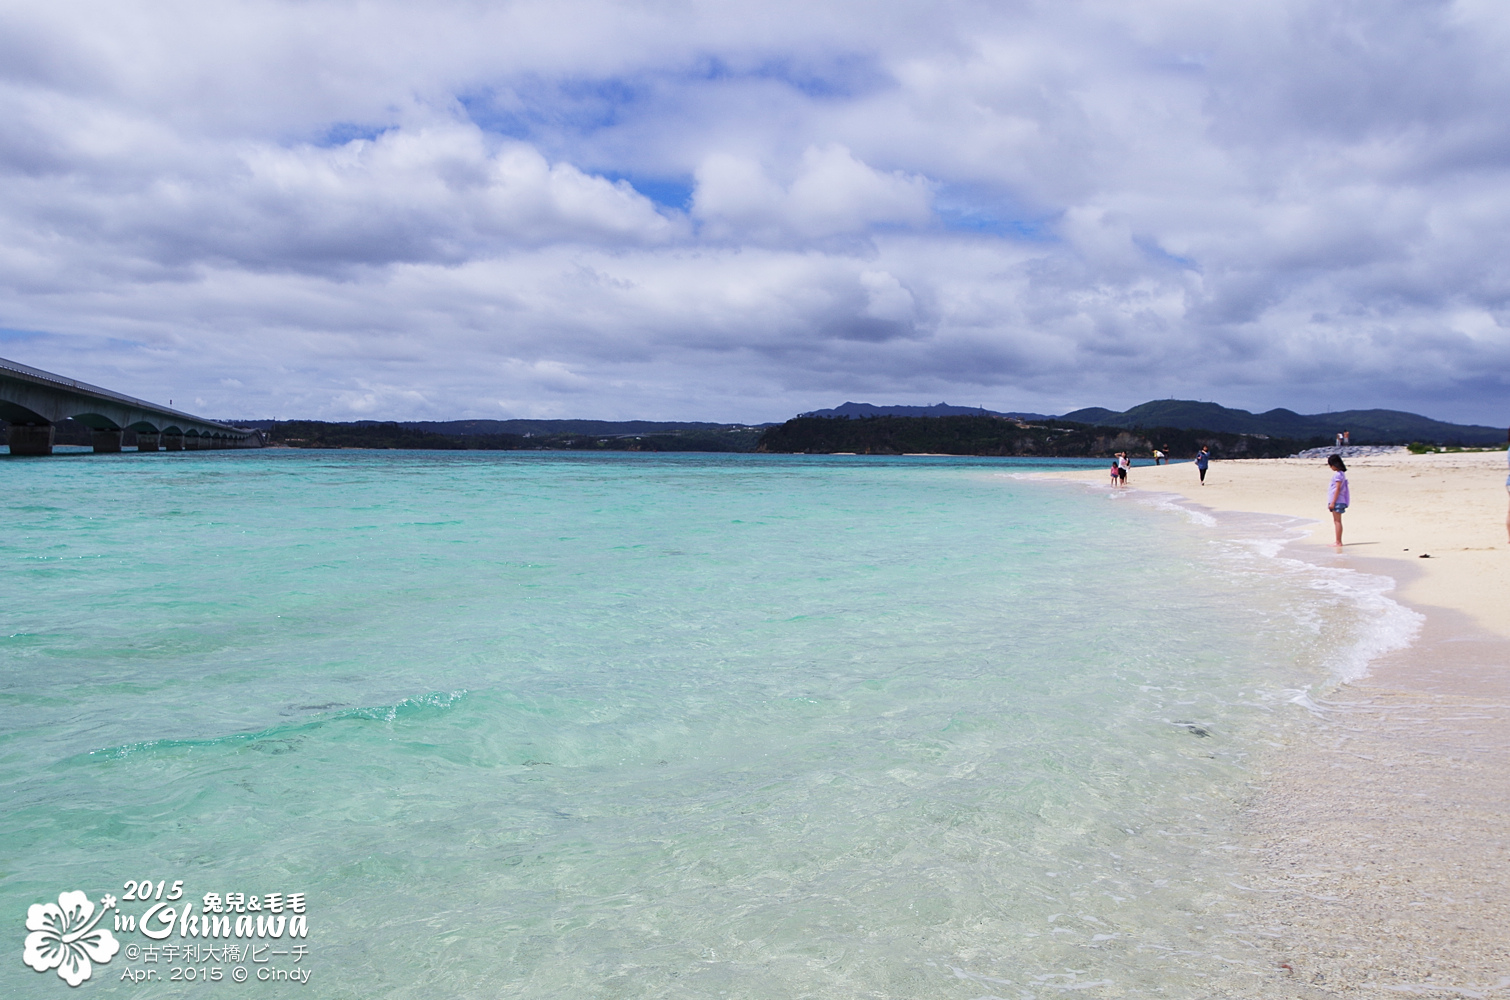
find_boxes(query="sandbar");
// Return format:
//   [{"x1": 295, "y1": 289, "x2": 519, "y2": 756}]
[{"x1": 1041, "y1": 451, "x2": 1510, "y2": 997}]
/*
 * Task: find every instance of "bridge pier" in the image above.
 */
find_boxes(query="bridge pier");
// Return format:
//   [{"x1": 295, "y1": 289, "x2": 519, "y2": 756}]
[
  {"x1": 3, "y1": 356, "x2": 263, "y2": 452},
  {"x1": 91, "y1": 428, "x2": 123, "y2": 453},
  {"x1": 7, "y1": 423, "x2": 55, "y2": 456}
]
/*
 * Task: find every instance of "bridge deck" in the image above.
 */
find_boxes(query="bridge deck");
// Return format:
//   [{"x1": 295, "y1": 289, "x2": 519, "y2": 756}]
[{"x1": 1, "y1": 355, "x2": 264, "y2": 455}]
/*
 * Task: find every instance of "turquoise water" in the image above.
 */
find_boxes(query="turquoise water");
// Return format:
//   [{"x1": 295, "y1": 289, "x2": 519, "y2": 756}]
[{"x1": 2, "y1": 452, "x2": 1367, "y2": 997}]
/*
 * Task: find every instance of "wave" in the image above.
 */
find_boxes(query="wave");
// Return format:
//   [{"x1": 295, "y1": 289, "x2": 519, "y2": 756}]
[
  {"x1": 82, "y1": 689, "x2": 471, "y2": 761},
  {"x1": 1160, "y1": 498, "x2": 1423, "y2": 685}
]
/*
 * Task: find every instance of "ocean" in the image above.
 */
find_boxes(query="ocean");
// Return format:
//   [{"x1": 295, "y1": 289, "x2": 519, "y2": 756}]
[{"x1": 1, "y1": 451, "x2": 1414, "y2": 997}]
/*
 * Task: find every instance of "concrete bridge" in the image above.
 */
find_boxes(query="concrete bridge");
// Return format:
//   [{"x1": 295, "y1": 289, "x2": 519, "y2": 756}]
[{"x1": 1, "y1": 356, "x2": 264, "y2": 455}]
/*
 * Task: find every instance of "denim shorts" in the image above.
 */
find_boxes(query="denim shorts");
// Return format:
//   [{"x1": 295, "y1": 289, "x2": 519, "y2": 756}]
[{"x1": 1331, "y1": 503, "x2": 1348, "y2": 514}]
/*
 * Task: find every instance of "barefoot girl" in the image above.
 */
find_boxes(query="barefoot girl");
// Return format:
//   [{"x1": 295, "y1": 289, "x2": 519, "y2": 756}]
[{"x1": 1327, "y1": 454, "x2": 1349, "y2": 547}]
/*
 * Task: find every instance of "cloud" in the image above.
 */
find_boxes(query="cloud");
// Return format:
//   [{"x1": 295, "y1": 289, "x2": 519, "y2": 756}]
[
  {"x1": 692, "y1": 144, "x2": 932, "y2": 242},
  {"x1": 0, "y1": 0, "x2": 1507, "y2": 422},
  {"x1": 2, "y1": 117, "x2": 680, "y2": 275}
]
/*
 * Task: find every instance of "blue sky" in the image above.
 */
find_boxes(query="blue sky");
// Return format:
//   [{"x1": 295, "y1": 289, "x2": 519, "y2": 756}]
[{"x1": 0, "y1": 0, "x2": 1507, "y2": 423}]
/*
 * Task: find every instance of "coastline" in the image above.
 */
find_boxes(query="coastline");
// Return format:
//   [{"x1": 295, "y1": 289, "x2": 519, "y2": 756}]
[{"x1": 1035, "y1": 452, "x2": 1510, "y2": 997}]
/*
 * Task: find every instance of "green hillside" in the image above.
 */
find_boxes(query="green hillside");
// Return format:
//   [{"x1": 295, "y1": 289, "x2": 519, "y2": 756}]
[
  {"x1": 1058, "y1": 400, "x2": 1503, "y2": 444},
  {"x1": 263, "y1": 421, "x2": 762, "y2": 452},
  {"x1": 757, "y1": 416, "x2": 1316, "y2": 458}
]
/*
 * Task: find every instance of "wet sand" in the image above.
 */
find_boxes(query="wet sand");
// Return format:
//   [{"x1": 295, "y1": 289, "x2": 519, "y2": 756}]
[
  {"x1": 1042, "y1": 451, "x2": 1510, "y2": 997},
  {"x1": 1118, "y1": 451, "x2": 1510, "y2": 642}
]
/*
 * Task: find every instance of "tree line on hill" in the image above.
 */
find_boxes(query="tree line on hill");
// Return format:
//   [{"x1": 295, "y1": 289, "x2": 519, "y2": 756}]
[
  {"x1": 262, "y1": 421, "x2": 762, "y2": 452},
  {"x1": 9, "y1": 402, "x2": 1497, "y2": 458},
  {"x1": 754, "y1": 416, "x2": 1321, "y2": 458},
  {"x1": 1057, "y1": 400, "x2": 1503, "y2": 445},
  {"x1": 792, "y1": 398, "x2": 1504, "y2": 446},
  {"x1": 245, "y1": 416, "x2": 1318, "y2": 458}
]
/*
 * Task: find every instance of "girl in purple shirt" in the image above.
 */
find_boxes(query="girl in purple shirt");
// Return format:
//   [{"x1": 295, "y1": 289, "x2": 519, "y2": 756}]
[{"x1": 1327, "y1": 454, "x2": 1349, "y2": 547}]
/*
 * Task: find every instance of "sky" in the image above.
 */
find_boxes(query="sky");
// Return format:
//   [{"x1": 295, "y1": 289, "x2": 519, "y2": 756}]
[{"x1": 1, "y1": 0, "x2": 1508, "y2": 424}]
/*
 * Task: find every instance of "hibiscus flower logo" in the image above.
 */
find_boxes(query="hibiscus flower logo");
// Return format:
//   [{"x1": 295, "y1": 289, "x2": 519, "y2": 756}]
[{"x1": 23, "y1": 891, "x2": 119, "y2": 987}]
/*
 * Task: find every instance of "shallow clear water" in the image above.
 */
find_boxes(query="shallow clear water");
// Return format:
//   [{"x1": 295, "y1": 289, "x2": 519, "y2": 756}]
[{"x1": 1, "y1": 452, "x2": 1385, "y2": 997}]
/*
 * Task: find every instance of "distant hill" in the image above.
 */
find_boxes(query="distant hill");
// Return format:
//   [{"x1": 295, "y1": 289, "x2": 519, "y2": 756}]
[
  {"x1": 1057, "y1": 400, "x2": 1502, "y2": 445},
  {"x1": 224, "y1": 399, "x2": 1503, "y2": 454},
  {"x1": 800, "y1": 401, "x2": 1051, "y2": 420},
  {"x1": 229, "y1": 418, "x2": 771, "y2": 436},
  {"x1": 758, "y1": 415, "x2": 1311, "y2": 458},
  {"x1": 248, "y1": 419, "x2": 767, "y2": 452},
  {"x1": 397, "y1": 418, "x2": 771, "y2": 437}
]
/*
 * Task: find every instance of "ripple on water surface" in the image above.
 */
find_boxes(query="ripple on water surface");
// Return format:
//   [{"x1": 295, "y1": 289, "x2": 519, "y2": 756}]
[{"x1": 1, "y1": 453, "x2": 1384, "y2": 997}]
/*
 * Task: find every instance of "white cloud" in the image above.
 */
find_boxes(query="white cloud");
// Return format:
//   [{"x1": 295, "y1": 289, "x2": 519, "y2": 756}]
[
  {"x1": 692, "y1": 145, "x2": 932, "y2": 242},
  {"x1": 0, "y1": 0, "x2": 1508, "y2": 422},
  {"x1": 2, "y1": 117, "x2": 679, "y2": 275},
  {"x1": 859, "y1": 270, "x2": 916, "y2": 324}
]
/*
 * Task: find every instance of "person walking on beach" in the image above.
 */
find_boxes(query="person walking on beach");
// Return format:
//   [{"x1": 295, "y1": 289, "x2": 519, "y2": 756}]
[
  {"x1": 1110, "y1": 457, "x2": 1121, "y2": 489},
  {"x1": 1195, "y1": 446, "x2": 1210, "y2": 484},
  {"x1": 1328, "y1": 454, "x2": 1350, "y2": 547},
  {"x1": 1117, "y1": 452, "x2": 1129, "y2": 486}
]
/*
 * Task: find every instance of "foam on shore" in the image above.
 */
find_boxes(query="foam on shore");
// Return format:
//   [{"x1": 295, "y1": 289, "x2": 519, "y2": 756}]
[
  {"x1": 1044, "y1": 476, "x2": 1427, "y2": 685},
  {"x1": 1031, "y1": 457, "x2": 1510, "y2": 996}
]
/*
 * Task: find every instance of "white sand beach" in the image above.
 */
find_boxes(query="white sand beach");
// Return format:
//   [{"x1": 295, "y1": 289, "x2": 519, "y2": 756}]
[
  {"x1": 1124, "y1": 451, "x2": 1510, "y2": 641},
  {"x1": 1044, "y1": 451, "x2": 1510, "y2": 997}
]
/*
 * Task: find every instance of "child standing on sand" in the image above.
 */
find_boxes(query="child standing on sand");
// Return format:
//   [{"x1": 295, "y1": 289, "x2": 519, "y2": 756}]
[
  {"x1": 1328, "y1": 454, "x2": 1349, "y2": 547},
  {"x1": 1110, "y1": 458, "x2": 1121, "y2": 489}
]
